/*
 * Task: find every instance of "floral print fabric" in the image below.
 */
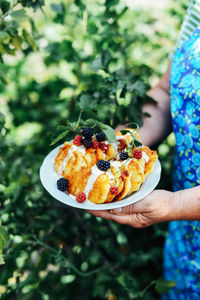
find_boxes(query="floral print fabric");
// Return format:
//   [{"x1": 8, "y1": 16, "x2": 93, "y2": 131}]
[{"x1": 163, "y1": 29, "x2": 200, "y2": 299}]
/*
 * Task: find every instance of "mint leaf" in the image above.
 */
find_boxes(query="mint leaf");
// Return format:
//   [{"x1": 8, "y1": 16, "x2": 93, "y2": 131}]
[
  {"x1": 50, "y1": 130, "x2": 70, "y2": 146},
  {"x1": 134, "y1": 138, "x2": 142, "y2": 147},
  {"x1": 120, "y1": 130, "x2": 128, "y2": 135},
  {"x1": 98, "y1": 123, "x2": 115, "y2": 143}
]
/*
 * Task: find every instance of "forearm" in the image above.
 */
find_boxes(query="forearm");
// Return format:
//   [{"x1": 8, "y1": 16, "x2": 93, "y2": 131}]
[
  {"x1": 170, "y1": 186, "x2": 200, "y2": 221},
  {"x1": 139, "y1": 62, "x2": 172, "y2": 146}
]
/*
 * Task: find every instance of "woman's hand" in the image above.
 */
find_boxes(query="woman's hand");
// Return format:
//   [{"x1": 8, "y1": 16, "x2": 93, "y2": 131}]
[{"x1": 87, "y1": 190, "x2": 175, "y2": 228}]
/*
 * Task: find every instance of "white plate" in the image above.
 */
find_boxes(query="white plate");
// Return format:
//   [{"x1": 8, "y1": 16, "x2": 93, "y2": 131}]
[{"x1": 40, "y1": 144, "x2": 161, "y2": 210}]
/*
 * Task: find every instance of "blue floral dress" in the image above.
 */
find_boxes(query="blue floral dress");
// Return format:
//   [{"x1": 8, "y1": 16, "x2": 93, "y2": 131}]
[{"x1": 163, "y1": 28, "x2": 200, "y2": 299}]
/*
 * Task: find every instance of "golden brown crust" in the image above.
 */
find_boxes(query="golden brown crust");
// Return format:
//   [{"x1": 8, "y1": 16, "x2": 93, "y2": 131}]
[{"x1": 54, "y1": 132, "x2": 158, "y2": 204}]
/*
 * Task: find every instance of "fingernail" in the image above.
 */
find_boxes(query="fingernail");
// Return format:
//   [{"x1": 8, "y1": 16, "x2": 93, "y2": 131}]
[{"x1": 110, "y1": 207, "x2": 122, "y2": 214}]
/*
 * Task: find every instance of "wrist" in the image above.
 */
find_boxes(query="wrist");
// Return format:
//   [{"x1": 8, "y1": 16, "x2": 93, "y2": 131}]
[{"x1": 168, "y1": 190, "x2": 186, "y2": 221}]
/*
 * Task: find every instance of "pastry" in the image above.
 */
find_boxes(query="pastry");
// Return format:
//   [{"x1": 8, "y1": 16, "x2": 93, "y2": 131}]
[{"x1": 54, "y1": 127, "x2": 158, "y2": 204}]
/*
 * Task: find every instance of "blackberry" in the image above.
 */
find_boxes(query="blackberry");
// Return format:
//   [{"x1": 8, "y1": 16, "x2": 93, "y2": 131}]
[
  {"x1": 57, "y1": 178, "x2": 69, "y2": 191},
  {"x1": 96, "y1": 131, "x2": 106, "y2": 142},
  {"x1": 82, "y1": 127, "x2": 93, "y2": 139},
  {"x1": 82, "y1": 138, "x2": 93, "y2": 148},
  {"x1": 96, "y1": 160, "x2": 111, "y2": 171},
  {"x1": 119, "y1": 150, "x2": 129, "y2": 161}
]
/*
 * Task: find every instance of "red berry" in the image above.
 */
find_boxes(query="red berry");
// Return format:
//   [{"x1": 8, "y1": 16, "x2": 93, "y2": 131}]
[
  {"x1": 110, "y1": 186, "x2": 119, "y2": 195},
  {"x1": 93, "y1": 140, "x2": 100, "y2": 149},
  {"x1": 100, "y1": 142, "x2": 108, "y2": 153},
  {"x1": 73, "y1": 135, "x2": 82, "y2": 146},
  {"x1": 132, "y1": 149, "x2": 142, "y2": 159},
  {"x1": 76, "y1": 192, "x2": 86, "y2": 203}
]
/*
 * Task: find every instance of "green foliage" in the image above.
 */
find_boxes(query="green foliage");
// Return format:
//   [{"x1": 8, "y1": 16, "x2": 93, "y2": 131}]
[
  {"x1": 0, "y1": 0, "x2": 185, "y2": 299},
  {"x1": 0, "y1": 224, "x2": 8, "y2": 265}
]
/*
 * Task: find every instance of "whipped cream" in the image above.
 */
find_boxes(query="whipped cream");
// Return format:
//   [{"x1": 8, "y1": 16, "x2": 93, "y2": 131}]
[
  {"x1": 57, "y1": 145, "x2": 86, "y2": 176},
  {"x1": 142, "y1": 151, "x2": 149, "y2": 163},
  {"x1": 83, "y1": 166, "x2": 104, "y2": 198}
]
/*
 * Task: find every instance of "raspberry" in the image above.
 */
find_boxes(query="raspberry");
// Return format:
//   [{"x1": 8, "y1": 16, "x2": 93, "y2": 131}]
[
  {"x1": 82, "y1": 127, "x2": 93, "y2": 139},
  {"x1": 96, "y1": 132, "x2": 106, "y2": 142},
  {"x1": 76, "y1": 192, "x2": 86, "y2": 203},
  {"x1": 110, "y1": 186, "x2": 119, "y2": 195},
  {"x1": 100, "y1": 142, "x2": 108, "y2": 153},
  {"x1": 96, "y1": 160, "x2": 111, "y2": 171},
  {"x1": 57, "y1": 178, "x2": 69, "y2": 191},
  {"x1": 82, "y1": 138, "x2": 93, "y2": 148},
  {"x1": 119, "y1": 150, "x2": 129, "y2": 161},
  {"x1": 92, "y1": 140, "x2": 100, "y2": 149},
  {"x1": 73, "y1": 135, "x2": 82, "y2": 146},
  {"x1": 132, "y1": 149, "x2": 142, "y2": 159}
]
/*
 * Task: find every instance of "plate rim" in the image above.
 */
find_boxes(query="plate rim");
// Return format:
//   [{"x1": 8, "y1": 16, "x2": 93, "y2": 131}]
[{"x1": 40, "y1": 144, "x2": 161, "y2": 210}]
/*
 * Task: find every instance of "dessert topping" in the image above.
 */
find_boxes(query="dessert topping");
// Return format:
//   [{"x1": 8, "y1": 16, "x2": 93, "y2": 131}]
[
  {"x1": 110, "y1": 186, "x2": 119, "y2": 195},
  {"x1": 82, "y1": 127, "x2": 93, "y2": 139},
  {"x1": 92, "y1": 140, "x2": 100, "y2": 149},
  {"x1": 96, "y1": 131, "x2": 106, "y2": 142},
  {"x1": 132, "y1": 149, "x2": 142, "y2": 159},
  {"x1": 82, "y1": 138, "x2": 93, "y2": 149},
  {"x1": 57, "y1": 178, "x2": 69, "y2": 191},
  {"x1": 99, "y1": 142, "x2": 108, "y2": 153},
  {"x1": 76, "y1": 192, "x2": 86, "y2": 203},
  {"x1": 96, "y1": 160, "x2": 111, "y2": 171},
  {"x1": 119, "y1": 150, "x2": 129, "y2": 161},
  {"x1": 73, "y1": 135, "x2": 82, "y2": 146}
]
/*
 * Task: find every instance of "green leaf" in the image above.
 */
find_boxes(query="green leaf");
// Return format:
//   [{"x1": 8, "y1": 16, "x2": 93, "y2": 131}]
[
  {"x1": 120, "y1": 130, "x2": 128, "y2": 135},
  {"x1": 101, "y1": 50, "x2": 111, "y2": 70},
  {"x1": 87, "y1": 20, "x2": 98, "y2": 34},
  {"x1": 51, "y1": 3, "x2": 64, "y2": 13},
  {"x1": 80, "y1": 119, "x2": 96, "y2": 128},
  {"x1": 127, "y1": 123, "x2": 139, "y2": 130},
  {"x1": 90, "y1": 56, "x2": 102, "y2": 72},
  {"x1": 117, "y1": 274, "x2": 139, "y2": 299},
  {"x1": 155, "y1": 279, "x2": 176, "y2": 294},
  {"x1": 0, "y1": 254, "x2": 5, "y2": 265},
  {"x1": 0, "y1": 225, "x2": 8, "y2": 265},
  {"x1": 0, "y1": 68, "x2": 10, "y2": 84},
  {"x1": 10, "y1": 9, "x2": 28, "y2": 23},
  {"x1": 22, "y1": 28, "x2": 37, "y2": 51},
  {"x1": 134, "y1": 139, "x2": 142, "y2": 147},
  {"x1": 0, "y1": 0, "x2": 10, "y2": 14},
  {"x1": 50, "y1": 129, "x2": 70, "y2": 146},
  {"x1": 98, "y1": 123, "x2": 115, "y2": 143}
]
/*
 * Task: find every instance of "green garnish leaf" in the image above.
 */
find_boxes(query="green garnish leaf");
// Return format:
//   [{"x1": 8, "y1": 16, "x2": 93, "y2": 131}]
[
  {"x1": 50, "y1": 129, "x2": 70, "y2": 146},
  {"x1": 98, "y1": 123, "x2": 116, "y2": 143},
  {"x1": 120, "y1": 130, "x2": 129, "y2": 135},
  {"x1": 134, "y1": 139, "x2": 142, "y2": 147},
  {"x1": 127, "y1": 122, "x2": 139, "y2": 130}
]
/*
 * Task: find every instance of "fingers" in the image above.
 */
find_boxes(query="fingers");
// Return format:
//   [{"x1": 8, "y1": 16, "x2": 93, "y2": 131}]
[
  {"x1": 86, "y1": 209, "x2": 150, "y2": 228},
  {"x1": 110, "y1": 200, "x2": 147, "y2": 215},
  {"x1": 87, "y1": 210, "x2": 113, "y2": 220},
  {"x1": 87, "y1": 209, "x2": 133, "y2": 225}
]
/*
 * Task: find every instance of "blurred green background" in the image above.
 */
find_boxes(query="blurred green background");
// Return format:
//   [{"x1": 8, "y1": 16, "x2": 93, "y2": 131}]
[{"x1": 0, "y1": 0, "x2": 188, "y2": 299}]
